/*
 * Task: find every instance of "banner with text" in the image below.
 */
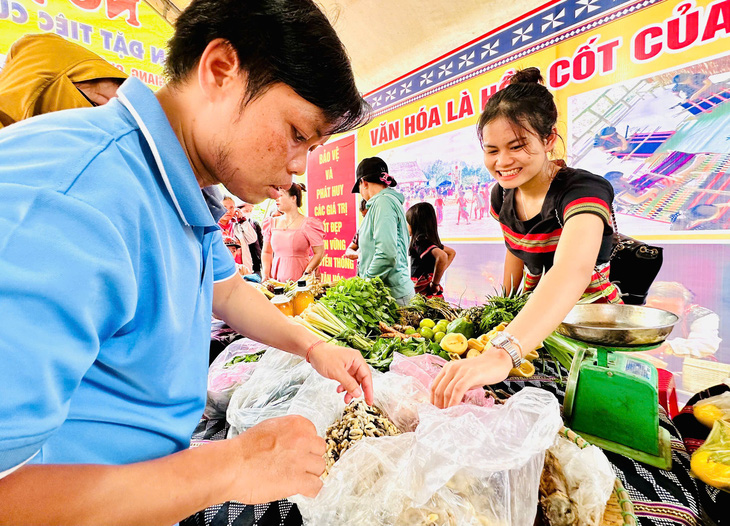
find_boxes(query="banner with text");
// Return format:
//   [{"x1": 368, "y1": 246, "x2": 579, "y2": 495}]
[
  {"x1": 307, "y1": 135, "x2": 358, "y2": 283},
  {"x1": 356, "y1": 0, "x2": 730, "y2": 397},
  {"x1": 1, "y1": 0, "x2": 173, "y2": 89}
]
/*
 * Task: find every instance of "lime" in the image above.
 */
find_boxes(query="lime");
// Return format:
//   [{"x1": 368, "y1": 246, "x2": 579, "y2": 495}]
[
  {"x1": 419, "y1": 318, "x2": 436, "y2": 329},
  {"x1": 404, "y1": 327, "x2": 416, "y2": 335},
  {"x1": 434, "y1": 331, "x2": 446, "y2": 343},
  {"x1": 419, "y1": 327, "x2": 435, "y2": 340},
  {"x1": 435, "y1": 321, "x2": 448, "y2": 333}
]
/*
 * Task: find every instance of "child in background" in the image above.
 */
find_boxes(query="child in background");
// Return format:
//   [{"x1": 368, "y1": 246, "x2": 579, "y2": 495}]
[
  {"x1": 456, "y1": 188, "x2": 470, "y2": 225},
  {"x1": 223, "y1": 235, "x2": 253, "y2": 277},
  {"x1": 406, "y1": 202, "x2": 456, "y2": 297},
  {"x1": 434, "y1": 193, "x2": 444, "y2": 224}
]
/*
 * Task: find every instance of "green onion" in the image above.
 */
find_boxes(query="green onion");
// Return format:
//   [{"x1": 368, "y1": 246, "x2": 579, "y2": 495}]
[{"x1": 300, "y1": 303, "x2": 373, "y2": 352}]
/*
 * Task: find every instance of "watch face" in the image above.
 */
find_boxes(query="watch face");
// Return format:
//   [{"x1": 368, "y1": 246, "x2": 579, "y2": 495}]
[{"x1": 491, "y1": 333, "x2": 509, "y2": 347}]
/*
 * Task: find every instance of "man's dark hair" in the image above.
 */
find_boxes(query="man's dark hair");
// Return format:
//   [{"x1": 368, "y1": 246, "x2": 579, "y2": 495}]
[{"x1": 166, "y1": 0, "x2": 371, "y2": 134}]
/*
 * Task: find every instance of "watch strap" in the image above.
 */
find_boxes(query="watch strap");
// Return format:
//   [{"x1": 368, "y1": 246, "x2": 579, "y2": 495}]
[{"x1": 491, "y1": 332, "x2": 524, "y2": 369}]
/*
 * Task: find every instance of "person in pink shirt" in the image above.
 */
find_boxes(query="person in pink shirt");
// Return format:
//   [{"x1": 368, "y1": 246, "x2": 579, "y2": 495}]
[{"x1": 262, "y1": 183, "x2": 325, "y2": 282}]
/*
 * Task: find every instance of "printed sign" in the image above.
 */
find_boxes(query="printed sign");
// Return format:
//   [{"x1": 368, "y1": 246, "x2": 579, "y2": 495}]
[
  {"x1": 1, "y1": 0, "x2": 173, "y2": 89},
  {"x1": 307, "y1": 135, "x2": 358, "y2": 283}
]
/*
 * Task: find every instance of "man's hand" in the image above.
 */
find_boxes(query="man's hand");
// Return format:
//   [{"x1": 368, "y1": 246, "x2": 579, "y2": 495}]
[
  {"x1": 227, "y1": 415, "x2": 326, "y2": 503},
  {"x1": 212, "y1": 278, "x2": 374, "y2": 406},
  {"x1": 0, "y1": 415, "x2": 326, "y2": 525},
  {"x1": 308, "y1": 343, "x2": 374, "y2": 405},
  {"x1": 343, "y1": 247, "x2": 359, "y2": 260},
  {"x1": 430, "y1": 349, "x2": 512, "y2": 408}
]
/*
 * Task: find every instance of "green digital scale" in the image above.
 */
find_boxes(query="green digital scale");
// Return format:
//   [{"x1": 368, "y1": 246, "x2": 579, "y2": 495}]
[{"x1": 556, "y1": 304, "x2": 679, "y2": 470}]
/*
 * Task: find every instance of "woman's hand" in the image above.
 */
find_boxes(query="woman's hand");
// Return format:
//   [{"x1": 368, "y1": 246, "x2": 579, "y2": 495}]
[{"x1": 430, "y1": 348, "x2": 513, "y2": 408}]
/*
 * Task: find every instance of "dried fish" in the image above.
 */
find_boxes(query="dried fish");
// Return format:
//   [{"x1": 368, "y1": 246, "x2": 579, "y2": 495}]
[
  {"x1": 323, "y1": 399, "x2": 400, "y2": 476},
  {"x1": 539, "y1": 451, "x2": 578, "y2": 526}
]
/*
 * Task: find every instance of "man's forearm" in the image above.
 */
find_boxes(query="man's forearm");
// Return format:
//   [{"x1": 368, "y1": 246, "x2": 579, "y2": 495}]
[
  {"x1": 213, "y1": 278, "x2": 318, "y2": 356},
  {"x1": 0, "y1": 441, "x2": 233, "y2": 526}
]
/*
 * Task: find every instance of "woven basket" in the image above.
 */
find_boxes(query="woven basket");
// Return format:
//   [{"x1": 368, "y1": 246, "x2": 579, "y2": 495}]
[{"x1": 557, "y1": 426, "x2": 638, "y2": 526}]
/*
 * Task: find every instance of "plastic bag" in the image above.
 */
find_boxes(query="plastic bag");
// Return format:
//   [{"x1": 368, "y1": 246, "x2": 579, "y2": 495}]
[
  {"x1": 691, "y1": 419, "x2": 730, "y2": 492},
  {"x1": 548, "y1": 436, "x2": 615, "y2": 526},
  {"x1": 694, "y1": 392, "x2": 730, "y2": 428},
  {"x1": 291, "y1": 386, "x2": 563, "y2": 526},
  {"x1": 205, "y1": 338, "x2": 268, "y2": 418},
  {"x1": 390, "y1": 352, "x2": 494, "y2": 407},
  {"x1": 288, "y1": 367, "x2": 429, "y2": 435},
  {"x1": 226, "y1": 348, "x2": 313, "y2": 437}
]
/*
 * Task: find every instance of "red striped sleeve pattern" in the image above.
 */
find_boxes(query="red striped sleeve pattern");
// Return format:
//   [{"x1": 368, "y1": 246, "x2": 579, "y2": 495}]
[
  {"x1": 523, "y1": 265, "x2": 622, "y2": 303},
  {"x1": 489, "y1": 204, "x2": 499, "y2": 221},
  {"x1": 563, "y1": 197, "x2": 611, "y2": 225}
]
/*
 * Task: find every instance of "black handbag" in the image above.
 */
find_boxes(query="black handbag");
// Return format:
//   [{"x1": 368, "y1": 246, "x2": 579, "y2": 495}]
[
  {"x1": 554, "y1": 205, "x2": 663, "y2": 304},
  {"x1": 607, "y1": 208, "x2": 663, "y2": 305}
]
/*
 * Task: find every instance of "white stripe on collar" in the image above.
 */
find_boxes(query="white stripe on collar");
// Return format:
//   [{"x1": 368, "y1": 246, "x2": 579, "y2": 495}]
[
  {"x1": 0, "y1": 451, "x2": 37, "y2": 480},
  {"x1": 117, "y1": 91, "x2": 190, "y2": 226}
]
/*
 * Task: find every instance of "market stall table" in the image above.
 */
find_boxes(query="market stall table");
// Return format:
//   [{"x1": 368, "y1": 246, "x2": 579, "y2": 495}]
[{"x1": 181, "y1": 358, "x2": 722, "y2": 526}]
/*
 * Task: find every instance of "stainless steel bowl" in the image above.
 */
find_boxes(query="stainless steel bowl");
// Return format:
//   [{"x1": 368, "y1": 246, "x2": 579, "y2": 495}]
[{"x1": 556, "y1": 304, "x2": 679, "y2": 347}]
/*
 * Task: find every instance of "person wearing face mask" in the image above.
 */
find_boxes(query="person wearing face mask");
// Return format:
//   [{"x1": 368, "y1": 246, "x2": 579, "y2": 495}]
[
  {"x1": 352, "y1": 157, "x2": 415, "y2": 306},
  {"x1": 261, "y1": 183, "x2": 325, "y2": 282},
  {"x1": 431, "y1": 67, "x2": 621, "y2": 409}
]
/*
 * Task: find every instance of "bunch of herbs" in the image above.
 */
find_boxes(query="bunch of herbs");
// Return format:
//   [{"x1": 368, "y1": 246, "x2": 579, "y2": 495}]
[
  {"x1": 319, "y1": 277, "x2": 399, "y2": 337},
  {"x1": 479, "y1": 288, "x2": 531, "y2": 333}
]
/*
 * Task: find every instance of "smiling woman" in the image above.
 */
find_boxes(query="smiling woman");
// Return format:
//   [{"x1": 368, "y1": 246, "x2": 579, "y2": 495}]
[{"x1": 431, "y1": 67, "x2": 622, "y2": 409}]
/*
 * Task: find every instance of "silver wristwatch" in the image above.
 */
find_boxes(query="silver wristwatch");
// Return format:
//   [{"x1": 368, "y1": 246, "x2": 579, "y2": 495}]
[{"x1": 490, "y1": 332, "x2": 524, "y2": 368}]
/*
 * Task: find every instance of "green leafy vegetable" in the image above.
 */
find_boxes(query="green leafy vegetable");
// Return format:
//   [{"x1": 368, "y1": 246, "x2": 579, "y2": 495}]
[
  {"x1": 399, "y1": 294, "x2": 461, "y2": 327},
  {"x1": 542, "y1": 331, "x2": 590, "y2": 373},
  {"x1": 479, "y1": 289, "x2": 531, "y2": 333},
  {"x1": 225, "y1": 352, "x2": 264, "y2": 367},
  {"x1": 318, "y1": 277, "x2": 400, "y2": 337},
  {"x1": 364, "y1": 336, "x2": 440, "y2": 372}
]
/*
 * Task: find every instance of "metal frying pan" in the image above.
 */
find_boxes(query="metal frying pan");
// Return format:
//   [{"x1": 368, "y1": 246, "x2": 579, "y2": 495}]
[{"x1": 556, "y1": 304, "x2": 679, "y2": 347}]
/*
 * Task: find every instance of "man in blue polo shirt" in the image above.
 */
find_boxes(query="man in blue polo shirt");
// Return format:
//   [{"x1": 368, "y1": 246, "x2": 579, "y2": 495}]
[{"x1": 0, "y1": 0, "x2": 373, "y2": 523}]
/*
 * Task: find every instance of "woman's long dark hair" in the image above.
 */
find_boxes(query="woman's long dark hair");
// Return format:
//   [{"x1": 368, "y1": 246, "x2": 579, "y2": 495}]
[
  {"x1": 476, "y1": 67, "x2": 558, "y2": 147},
  {"x1": 406, "y1": 202, "x2": 443, "y2": 257},
  {"x1": 287, "y1": 182, "x2": 306, "y2": 208}
]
